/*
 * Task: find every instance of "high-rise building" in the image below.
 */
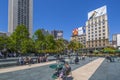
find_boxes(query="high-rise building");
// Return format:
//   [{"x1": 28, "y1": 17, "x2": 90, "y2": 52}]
[
  {"x1": 51, "y1": 30, "x2": 63, "y2": 40},
  {"x1": 8, "y1": 0, "x2": 33, "y2": 37},
  {"x1": 86, "y1": 6, "x2": 109, "y2": 49},
  {"x1": 112, "y1": 34, "x2": 120, "y2": 49}
]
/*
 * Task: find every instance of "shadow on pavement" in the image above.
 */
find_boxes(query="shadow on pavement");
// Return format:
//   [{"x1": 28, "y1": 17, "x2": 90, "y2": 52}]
[{"x1": 63, "y1": 76, "x2": 73, "y2": 80}]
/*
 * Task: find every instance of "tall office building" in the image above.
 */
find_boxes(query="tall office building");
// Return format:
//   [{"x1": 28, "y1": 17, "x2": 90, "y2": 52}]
[
  {"x1": 86, "y1": 6, "x2": 109, "y2": 49},
  {"x1": 8, "y1": 0, "x2": 33, "y2": 37}
]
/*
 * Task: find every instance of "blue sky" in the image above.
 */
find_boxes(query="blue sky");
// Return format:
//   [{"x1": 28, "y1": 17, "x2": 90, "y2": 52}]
[{"x1": 0, "y1": 0, "x2": 120, "y2": 40}]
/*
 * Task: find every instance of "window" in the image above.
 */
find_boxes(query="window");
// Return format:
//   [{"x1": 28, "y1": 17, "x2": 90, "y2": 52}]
[
  {"x1": 103, "y1": 33, "x2": 105, "y2": 35},
  {"x1": 103, "y1": 26, "x2": 105, "y2": 28},
  {"x1": 92, "y1": 45, "x2": 94, "y2": 47},
  {"x1": 103, "y1": 44, "x2": 105, "y2": 46},
  {"x1": 99, "y1": 44, "x2": 101, "y2": 46},
  {"x1": 102, "y1": 21, "x2": 105, "y2": 25},
  {"x1": 96, "y1": 44, "x2": 97, "y2": 46},
  {"x1": 103, "y1": 30, "x2": 105, "y2": 32}
]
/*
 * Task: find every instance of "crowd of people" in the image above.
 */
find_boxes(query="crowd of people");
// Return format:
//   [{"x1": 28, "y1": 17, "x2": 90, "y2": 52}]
[{"x1": 18, "y1": 55, "x2": 48, "y2": 65}]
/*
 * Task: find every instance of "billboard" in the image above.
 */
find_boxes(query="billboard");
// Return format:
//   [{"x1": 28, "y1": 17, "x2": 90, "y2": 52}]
[
  {"x1": 57, "y1": 31, "x2": 63, "y2": 37},
  {"x1": 72, "y1": 28, "x2": 78, "y2": 36},
  {"x1": 88, "y1": 6, "x2": 107, "y2": 20},
  {"x1": 78, "y1": 27, "x2": 85, "y2": 35}
]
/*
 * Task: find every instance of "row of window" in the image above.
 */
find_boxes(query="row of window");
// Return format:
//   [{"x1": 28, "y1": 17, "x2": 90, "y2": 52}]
[
  {"x1": 88, "y1": 44, "x2": 106, "y2": 47},
  {"x1": 88, "y1": 30, "x2": 106, "y2": 34},
  {"x1": 88, "y1": 21, "x2": 105, "y2": 26},
  {"x1": 88, "y1": 37, "x2": 106, "y2": 40},
  {"x1": 88, "y1": 33, "x2": 106, "y2": 36},
  {"x1": 88, "y1": 26, "x2": 105, "y2": 30}
]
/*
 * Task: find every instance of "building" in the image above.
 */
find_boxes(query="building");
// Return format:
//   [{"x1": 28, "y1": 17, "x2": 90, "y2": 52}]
[
  {"x1": 0, "y1": 31, "x2": 10, "y2": 37},
  {"x1": 86, "y1": 6, "x2": 109, "y2": 50},
  {"x1": 112, "y1": 34, "x2": 120, "y2": 49},
  {"x1": 71, "y1": 27, "x2": 86, "y2": 46},
  {"x1": 40, "y1": 28, "x2": 50, "y2": 36},
  {"x1": 0, "y1": 31, "x2": 7, "y2": 36},
  {"x1": 8, "y1": 0, "x2": 33, "y2": 37},
  {"x1": 51, "y1": 30, "x2": 63, "y2": 40}
]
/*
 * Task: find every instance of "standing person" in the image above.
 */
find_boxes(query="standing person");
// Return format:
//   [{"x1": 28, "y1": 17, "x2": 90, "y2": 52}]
[
  {"x1": 0, "y1": 51, "x2": 3, "y2": 58},
  {"x1": 75, "y1": 56, "x2": 79, "y2": 64},
  {"x1": 28, "y1": 56, "x2": 32, "y2": 66}
]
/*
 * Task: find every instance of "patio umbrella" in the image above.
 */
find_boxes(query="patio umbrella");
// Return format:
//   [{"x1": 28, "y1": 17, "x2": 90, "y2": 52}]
[
  {"x1": 115, "y1": 50, "x2": 120, "y2": 53},
  {"x1": 94, "y1": 50, "x2": 99, "y2": 53}
]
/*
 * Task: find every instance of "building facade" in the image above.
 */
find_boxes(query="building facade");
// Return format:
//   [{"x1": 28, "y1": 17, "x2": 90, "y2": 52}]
[
  {"x1": 86, "y1": 6, "x2": 109, "y2": 49},
  {"x1": 40, "y1": 28, "x2": 50, "y2": 36},
  {"x1": 51, "y1": 30, "x2": 63, "y2": 40},
  {"x1": 112, "y1": 34, "x2": 120, "y2": 49},
  {"x1": 0, "y1": 32, "x2": 7, "y2": 36},
  {"x1": 71, "y1": 27, "x2": 86, "y2": 46},
  {"x1": 8, "y1": 0, "x2": 33, "y2": 37}
]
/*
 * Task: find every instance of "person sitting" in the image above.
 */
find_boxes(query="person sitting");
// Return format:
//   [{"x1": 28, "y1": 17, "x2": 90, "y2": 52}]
[{"x1": 58, "y1": 62, "x2": 72, "y2": 80}]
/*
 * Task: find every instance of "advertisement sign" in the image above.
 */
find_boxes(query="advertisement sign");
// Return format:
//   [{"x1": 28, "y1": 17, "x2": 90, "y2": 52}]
[
  {"x1": 78, "y1": 27, "x2": 85, "y2": 35},
  {"x1": 57, "y1": 32, "x2": 63, "y2": 37},
  {"x1": 72, "y1": 28, "x2": 78, "y2": 36},
  {"x1": 88, "y1": 6, "x2": 107, "y2": 20}
]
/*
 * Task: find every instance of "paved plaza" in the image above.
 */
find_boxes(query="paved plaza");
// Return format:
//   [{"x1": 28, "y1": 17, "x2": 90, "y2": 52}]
[{"x1": 0, "y1": 57, "x2": 120, "y2": 80}]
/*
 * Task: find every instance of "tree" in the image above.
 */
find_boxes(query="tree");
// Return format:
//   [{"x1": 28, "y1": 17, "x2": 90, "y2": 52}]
[
  {"x1": 33, "y1": 29, "x2": 44, "y2": 41},
  {"x1": 33, "y1": 29, "x2": 45, "y2": 53},
  {"x1": 10, "y1": 25, "x2": 29, "y2": 53},
  {"x1": 21, "y1": 38, "x2": 35, "y2": 54},
  {"x1": 55, "y1": 39, "x2": 66, "y2": 53},
  {"x1": 67, "y1": 41, "x2": 83, "y2": 53},
  {"x1": 103, "y1": 47, "x2": 116, "y2": 53}
]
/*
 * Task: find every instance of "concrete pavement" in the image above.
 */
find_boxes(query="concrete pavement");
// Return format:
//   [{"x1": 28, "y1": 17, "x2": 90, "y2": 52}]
[
  {"x1": 0, "y1": 61, "x2": 56, "y2": 74},
  {"x1": 72, "y1": 58, "x2": 105, "y2": 80}
]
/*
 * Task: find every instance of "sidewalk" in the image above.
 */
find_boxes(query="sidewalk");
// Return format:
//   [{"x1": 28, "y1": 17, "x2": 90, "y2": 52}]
[
  {"x1": 72, "y1": 58, "x2": 105, "y2": 80},
  {"x1": 55, "y1": 58, "x2": 104, "y2": 80},
  {"x1": 0, "y1": 61, "x2": 56, "y2": 74}
]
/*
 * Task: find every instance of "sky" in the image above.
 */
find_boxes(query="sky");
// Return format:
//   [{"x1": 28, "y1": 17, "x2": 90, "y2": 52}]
[{"x1": 0, "y1": 0, "x2": 120, "y2": 40}]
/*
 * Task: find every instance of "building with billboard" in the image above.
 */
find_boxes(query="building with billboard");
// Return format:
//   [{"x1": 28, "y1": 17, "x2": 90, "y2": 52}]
[
  {"x1": 112, "y1": 34, "x2": 120, "y2": 49},
  {"x1": 51, "y1": 30, "x2": 63, "y2": 40},
  {"x1": 71, "y1": 27, "x2": 86, "y2": 46},
  {"x1": 86, "y1": 5, "x2": 109, "y2": 50},
  {"x1": 8, "y1": 0, "x2": 33, "y2": 37}
]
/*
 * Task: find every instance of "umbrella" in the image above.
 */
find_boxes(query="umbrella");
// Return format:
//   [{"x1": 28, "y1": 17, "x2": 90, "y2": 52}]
[{"x1": 94, "y1": 50, "x2": 99, "y2": 53}]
